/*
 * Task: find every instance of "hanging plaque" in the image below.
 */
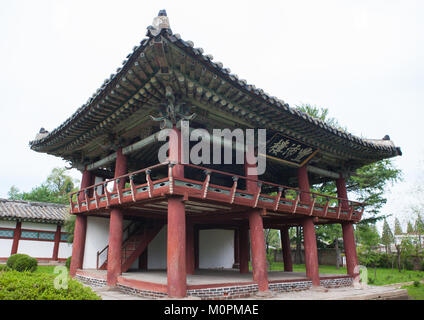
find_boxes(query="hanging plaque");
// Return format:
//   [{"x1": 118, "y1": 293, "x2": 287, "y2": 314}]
[{"x1": 263, "y1": 133, "x2": 318, "y2": 167}]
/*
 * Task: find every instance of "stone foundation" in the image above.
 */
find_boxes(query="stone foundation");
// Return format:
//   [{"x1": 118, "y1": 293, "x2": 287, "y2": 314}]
[{"x1": 75, "y1": 271, "x2": 353, "y2": 300}]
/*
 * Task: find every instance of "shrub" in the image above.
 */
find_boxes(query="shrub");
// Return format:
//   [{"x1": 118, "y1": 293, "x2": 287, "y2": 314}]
[
  {"x1": 7, "y1": 254, "x2": 37, "y2": 272},
  {"x1": 65, "y1": 257, "x2": 72, "y2": 270},
  {"x1": 413, "y1": 280, "x2": 421, "y2": 287},
  {"x1": 0, "y1": 270, "x2": 100, "y2": 300},
  {"x1": 6, "y1": 254, "x2": 27, "y2": 269},
  {"x1": 0, "y1": 265, "x2": 10, "y2": 272}
]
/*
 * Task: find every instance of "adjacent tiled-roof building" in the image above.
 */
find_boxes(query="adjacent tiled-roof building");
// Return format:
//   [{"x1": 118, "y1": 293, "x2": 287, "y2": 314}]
[{"x1": 0, "y1": 199, "x2": 70, "y2": 224}]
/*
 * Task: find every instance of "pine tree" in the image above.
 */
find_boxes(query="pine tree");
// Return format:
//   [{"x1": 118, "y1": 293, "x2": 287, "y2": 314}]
[
  {"x1": 381, "y1": 219, "x2": 394, "y2": 253},
  {"x1": 407, "y1": 221, "x2": 414, "y2": 234},
  {"x1": 394, "y1": 218, "x2": 403, "y2": 235}
]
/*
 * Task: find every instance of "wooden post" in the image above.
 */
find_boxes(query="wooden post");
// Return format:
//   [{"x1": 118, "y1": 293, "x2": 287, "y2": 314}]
[
  {"x1": 239, "y1": 224, "x2": 250, "y2": 274},
  {"x1": 336, "y1": 177, "x2": 349, "y2": 209},
  {"x1": 303, "y1": 217, "x2": 320, "y2": 286},
  {"x1": 11, "y1": 221, "x2": 21, "y2": 255},
  {"x1": 167, "y1": 126, "x2": 187, "y2": 297},
  {"x1": 280, "y1": 226, "x2": 293, "y2": 272},
  {"x1": 342, "y1": 222, "x2": 358, "y2": 276},
  {"x1": 249, "y1": 209, "x2": 269, "y2": 292},
  {"x1": 107, "y1": 147, "x2": 127, "y2": 286},
  {"x1": 167, "y1": 196, "x2": 187, "y2": 297},
  {"x1": 69, "y1": 169, "x2": 91, "y2": 277},
  {"x1": 298, "y1": 165, "x2": 320, "y2": 286},
  {"x1": 52, "y1": 225, "x2": 61, "y2": 261},
  {"x1": 297, "y1": 165, "x2": 311, "y2": 203}
]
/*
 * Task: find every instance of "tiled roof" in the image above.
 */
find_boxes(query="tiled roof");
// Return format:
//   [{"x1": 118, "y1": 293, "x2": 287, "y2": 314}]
[
  {"x1": 0, "y1": 199, "x2": 69, "y2": 224},
  {"x1": 29, "y1": 11, "x2": 401, "y2": 166}
]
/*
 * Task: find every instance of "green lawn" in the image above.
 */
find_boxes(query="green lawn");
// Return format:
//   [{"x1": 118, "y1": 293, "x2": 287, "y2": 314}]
[
  {"x1": 1, "y1": 264, "x2": 61, "y2": 275},
  {"x1": 269, "y1": 262, "x2": 424, "y2": 286},
  {"x1": 402, "y1": 283, "x2": 424, "y2": 300},
  {"x1": 34, "y1": 265, "x2": 58, "y2": 274}
]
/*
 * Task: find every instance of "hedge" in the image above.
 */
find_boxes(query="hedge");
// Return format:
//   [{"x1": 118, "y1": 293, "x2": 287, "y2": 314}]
[
  {"x1": 6, "y1": 254, "x2": 38, "y2": 272},
  {"x1": 0, "y1": 270, "x2": 100, "y2": 300}
]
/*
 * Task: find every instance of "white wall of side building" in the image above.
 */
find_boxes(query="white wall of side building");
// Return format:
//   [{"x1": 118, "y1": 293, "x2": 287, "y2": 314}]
[
  {"x1": 58, "y1": 242, "x2": 73, "y2": 259},
  {"x1": 17, "y1": 222, "x2": 57, "y2": 258},
  {"x1": 0, "y1": 239, "x2": 13, "y2": 257},
  {"x1": 199, "y1": 229, "x2": 235, "y2": 269},
  {"x1": 18, "y1": 240, "x2": 54, "y2": 258},
  {"x1": 0, "y1": 220, "x2": 16, "y2": 257}
]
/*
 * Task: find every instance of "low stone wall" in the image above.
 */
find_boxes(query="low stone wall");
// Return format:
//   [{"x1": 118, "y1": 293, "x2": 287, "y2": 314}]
[
  {"x1": 75, "y1": 273, "x2": 107, "y2": 288},
  {"x1": 188, "y1": 283, "x2": 259, "y2": 300},
  {"x1": 75, "y1": 271, "x2": 353, "y2": 300},
  {"x1": 117, "y1": 283, "x2": 168, "y2": 299}
]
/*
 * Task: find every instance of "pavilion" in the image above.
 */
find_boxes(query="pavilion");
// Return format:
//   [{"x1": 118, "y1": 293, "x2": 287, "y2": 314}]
[{"x1": 29, "y1": 11, "x2": 401, "y2": 299}]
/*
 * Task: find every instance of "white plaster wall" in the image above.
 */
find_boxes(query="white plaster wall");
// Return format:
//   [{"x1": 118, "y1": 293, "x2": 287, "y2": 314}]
[
  {"x1": 83, "y1": 216, "x2": 110, "y2": 269},
  {"x1": 18, "y1": 240, "x2": 54, "y2": 258},
  {"x1": 0, "y1": 239, "x2": 13, "y2": 257},
  {"x1": 199, "y1": 229, "x2": 234, "y2": 269},
  {"x1": 0, "y1": 220, "x2": 16, "y2": 228},
  {"x1": 148, "y1": 225, "x2": 167, "y2": 270},
  {"x1": 58, "y1": 242, "x2": 73, "y2": 259},
  {"x1": 21, "y1": 222, "x2": 57, "y2": 231}
]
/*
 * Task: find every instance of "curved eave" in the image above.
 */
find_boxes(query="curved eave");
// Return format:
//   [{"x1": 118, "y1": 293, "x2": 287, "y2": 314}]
[{"x1": 29, "y1": 28, "x2": 402, "y2": 163}]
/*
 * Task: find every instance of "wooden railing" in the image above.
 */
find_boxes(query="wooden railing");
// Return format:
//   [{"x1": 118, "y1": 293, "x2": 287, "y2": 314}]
[{"x1": 70, "y1": 161, "x2": 365, "y2": 222}]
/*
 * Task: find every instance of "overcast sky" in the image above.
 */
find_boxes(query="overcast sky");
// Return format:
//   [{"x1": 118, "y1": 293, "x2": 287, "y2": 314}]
[{"x1": 0, "y1": 0, "x2": 422, "y2": 231}]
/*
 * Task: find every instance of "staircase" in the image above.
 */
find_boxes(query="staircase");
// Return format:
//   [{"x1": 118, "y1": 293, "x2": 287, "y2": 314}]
[{"x1": 97, "y1": 221, "x2": 164, "y2": 272}]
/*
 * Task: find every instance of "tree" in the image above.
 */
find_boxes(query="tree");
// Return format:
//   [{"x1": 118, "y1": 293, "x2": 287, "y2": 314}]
[
  {"x1": 407, "y1": 221, "x2": 415, "y2": 234},
  {"x1": 7, "y1": 168, "x2": 79, "y2": 205},
  {"x1": 356, "y1": 223, "x2": 380, "y2": 250},
  {"x1": 394, "y1": 218, "x2": 403, "y2": 235},
  {"x1": 7, "y1": 186, "x2": 22, "y2": 200},
  {"x1": 296, "y1": 104, "x2": 402, "y2": 224},
  {"x1": 264, "y1": 229, "x2": 280, "y2": 253},
  {"x1": 381, "y1": 219, "x2": 394, "y2": 253}
]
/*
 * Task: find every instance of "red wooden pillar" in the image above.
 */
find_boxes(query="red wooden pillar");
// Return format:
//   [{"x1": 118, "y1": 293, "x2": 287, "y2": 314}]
[
  {"x1": 52, "y1": 225, "x2": 61, "y2": 261},
  {"x1": 70, "y1": 169, "x2": 92, "y2": 277},
  {"x1": 336, "y1": 177, "x2": 349, "y2": 209},
  {"x1": 342, "y1": 222, "x2": 358, "y2": 276},
  {"x1": 280, "y1": 226, "x2": 293, "y2": 272},
  {"x1": 107, "y1": 148, "x2": 127, "y2": 286},
  {"x1": 336, "y1": 177, "x2": 358, "y2": 275},
  {"x1": 233, "y1": 228, "x2": 240, "y2": 269},
  {"x1": 303, "y1": 217, "x2": 320, "y2": 286},
  {"x1": 167, "y1": 197, "x2": 187, "y2": 297},
  {"x1": 11, "y1": 221, "x2": 21, "y2": 255},
  {"x1": 107, "y1": 208, "x2": 124, "y2": 286},
  {"x1": 298, "y1": 165, "x2": 320, "y2": 286},
  {"x1": 249, "y1": 209, "x2": 268, "y2": 292},
  {"x1": 297, "y1": 165, "x2": 311, "y2": 202},
  {"x1": 167, "y1": 126, "x2": 187, "y2": 297},
  {"x1": 186, "y1": 220, "x2": 195, "y2": 275},
  {"x1": 139, "y1": 248, "x2": 148, "y2": 270},
  {"x1": 239, "y1": 224, "x2": 250, "y2": 274}
]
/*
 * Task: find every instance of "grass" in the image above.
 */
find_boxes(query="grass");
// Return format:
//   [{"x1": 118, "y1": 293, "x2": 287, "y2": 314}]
[
  {"x1": 402, "y1": 283, "x2": 424, "y2": 300},
  {"x1": 269, "y1": 262, "x2": 424, "y2": 286}
]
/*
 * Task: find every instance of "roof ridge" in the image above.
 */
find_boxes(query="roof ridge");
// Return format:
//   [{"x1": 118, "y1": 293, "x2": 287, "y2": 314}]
[{"x1": 0, "y1": 198, "x2": 67, "y2": 208}]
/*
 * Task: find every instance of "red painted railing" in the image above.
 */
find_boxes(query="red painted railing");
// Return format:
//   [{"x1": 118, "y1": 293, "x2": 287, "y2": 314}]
[{"x1": 69, "y1": 162, "x2": 365, "y2": 222}]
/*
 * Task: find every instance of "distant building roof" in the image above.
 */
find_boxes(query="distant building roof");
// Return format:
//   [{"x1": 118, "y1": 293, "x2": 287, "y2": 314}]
[{"x1": 0, "y1": 199, "x2": 70, "y2": 224}]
